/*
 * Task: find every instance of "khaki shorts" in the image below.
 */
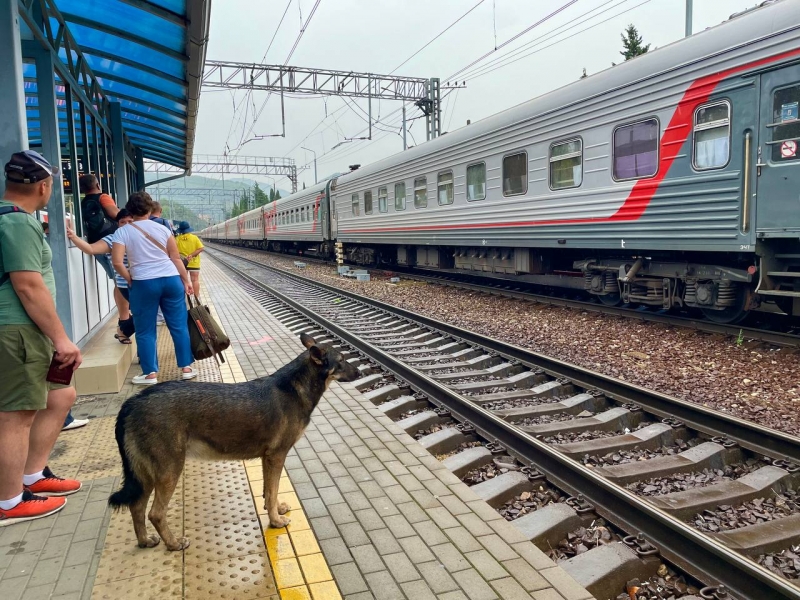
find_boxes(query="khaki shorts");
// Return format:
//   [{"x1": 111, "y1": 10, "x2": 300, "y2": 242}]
[{"x1": 0, "y1": 325, "x2": 71, "y2": 412}]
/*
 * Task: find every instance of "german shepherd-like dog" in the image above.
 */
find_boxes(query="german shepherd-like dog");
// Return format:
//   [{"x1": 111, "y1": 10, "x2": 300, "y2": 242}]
[{"x1": 108, "y1": 333, "x2": 360, "y2": 551}]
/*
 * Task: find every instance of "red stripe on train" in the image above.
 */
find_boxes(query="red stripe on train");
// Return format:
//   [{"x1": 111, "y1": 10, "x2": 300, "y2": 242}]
[{"x1": 339, "y1": 46, "x2": 800, "y2": 235}]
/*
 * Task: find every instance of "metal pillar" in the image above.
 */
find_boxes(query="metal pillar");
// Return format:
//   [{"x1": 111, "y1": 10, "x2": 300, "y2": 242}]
[
  {"x1": 685, "y1": 0, "x2": 692, "y2": 37},
  {"x1": 27, "y1": 41, "x2": 74, "y2": 338},
  {"x1": 134, "y1": 147, "x2": 146, "y2": 191},
  {"x1": 426, "y1": 78, "x2": 441, "y2": 141},
  {"x1": 402, "y1": 106, "x2": 407, "y2": 150},
  {"x1": 109, "y1": 102, "x2": 129, "y2": 206},
  {"x1": 302, "y1": 146, "x2": 317, "y2": 184},
  {"x1": 0, "y1": 0, "x2": 28, "y2": 194}
]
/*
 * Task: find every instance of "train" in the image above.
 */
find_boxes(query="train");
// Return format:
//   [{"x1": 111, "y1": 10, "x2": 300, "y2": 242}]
[{"x1": 201, "y1": 0, "x2": 800, "y2": 323}]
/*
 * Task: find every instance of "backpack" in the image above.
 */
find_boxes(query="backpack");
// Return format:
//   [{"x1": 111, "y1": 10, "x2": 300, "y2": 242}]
[
  {"x1": 0, "y1": 205, "x2": 27, "y2": 289},
  {"x1": 81, "y1": 193, "x2": 117, "y2": 243}
]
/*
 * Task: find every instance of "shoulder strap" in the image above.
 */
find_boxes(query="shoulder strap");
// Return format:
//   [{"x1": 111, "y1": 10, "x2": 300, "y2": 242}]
[
  {"x1": 0, "y1": 205, "x2": 30, "y2": 288},
  {"x1": 129, "y1": 222, "x2": 170, "y2": 256}
]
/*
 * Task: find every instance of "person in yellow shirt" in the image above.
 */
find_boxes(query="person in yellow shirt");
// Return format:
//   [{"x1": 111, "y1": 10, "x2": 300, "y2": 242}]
[{"x1": 175, "y1": 222, "x2": 204, "y2": 296}]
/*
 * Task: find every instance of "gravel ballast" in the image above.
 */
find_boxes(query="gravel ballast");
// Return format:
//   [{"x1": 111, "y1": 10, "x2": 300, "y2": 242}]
[{"x1": 212, "y1": 247, "x2": 800, "y2": 436}]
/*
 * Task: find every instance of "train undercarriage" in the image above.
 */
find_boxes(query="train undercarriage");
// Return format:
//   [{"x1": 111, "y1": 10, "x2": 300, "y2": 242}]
[{"x1": 211, "y1": 238, "x2": 800, "y2": 322}]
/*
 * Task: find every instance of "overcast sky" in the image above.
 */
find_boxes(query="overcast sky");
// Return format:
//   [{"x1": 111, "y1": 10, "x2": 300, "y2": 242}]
[{"x1": 195, "y1": 0, "x2": 762, "y2": 190}]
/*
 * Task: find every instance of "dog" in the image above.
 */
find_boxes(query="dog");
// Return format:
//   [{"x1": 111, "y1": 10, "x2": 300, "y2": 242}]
[{"x1": 108, "y1": 333, "x2": 360, "y2": 551}]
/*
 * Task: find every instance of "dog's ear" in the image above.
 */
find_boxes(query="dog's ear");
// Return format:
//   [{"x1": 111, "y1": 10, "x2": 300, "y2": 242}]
[
  {"x1": 300, "y1": 332, "x2": 317, "y2": 349},
  {"x1": 308, "y1": 345, "x2": 324, "y2": 365}
]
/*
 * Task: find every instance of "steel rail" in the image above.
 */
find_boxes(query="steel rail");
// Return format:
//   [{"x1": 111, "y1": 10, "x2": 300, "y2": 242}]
[
  {"x1": 209, "y1": 248, "x2": 800, "y2": 600},
  {"x1": 208, "y1": 246, "x2": 800, "y2": 463}
]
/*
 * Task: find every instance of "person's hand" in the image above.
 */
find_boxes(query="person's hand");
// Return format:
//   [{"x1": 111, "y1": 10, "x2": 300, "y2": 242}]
[
  {"x1": 66, "y1": 228, "x2": 76, "y2": 241},
  {"x1": 54, "y1": 338, "x2": 82, "y2": 370},
  {"x1": 184, "y1": 280, "x2": 194, "y2": 296}
]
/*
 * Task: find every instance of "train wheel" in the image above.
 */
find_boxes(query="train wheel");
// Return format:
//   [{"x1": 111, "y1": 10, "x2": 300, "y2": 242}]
[
  {"x1": 700, "y1": 288, "x2": 749, "y2": 324},
  {"x1": 597, "y1": 293, "x2": 622, "y2": 306}
]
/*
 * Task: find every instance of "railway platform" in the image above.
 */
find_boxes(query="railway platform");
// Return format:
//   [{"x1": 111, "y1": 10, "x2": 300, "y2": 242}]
[{"x1": 0, "y1": 260, "x2": 593, "y2": 600}]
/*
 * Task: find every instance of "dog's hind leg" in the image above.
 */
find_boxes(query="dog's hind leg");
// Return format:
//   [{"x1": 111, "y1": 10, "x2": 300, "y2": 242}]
[
  {"x1": 263, "y1": 450, "x2": 291, "y2": 528},
  {"x1": 131, "y1": 483, "x2": 159, "y2": 548},
  {"x1": 148, "y1": 469, "x2": 188, "y2": 551}
]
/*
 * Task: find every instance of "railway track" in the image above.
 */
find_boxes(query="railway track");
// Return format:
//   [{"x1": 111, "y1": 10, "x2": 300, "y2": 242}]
[
  {"x1": 208, "y1": 246, "x2": 800, "y2": 600},
  {"x1": 208, "y1": 242, "x2": 800, "y2": 349}
]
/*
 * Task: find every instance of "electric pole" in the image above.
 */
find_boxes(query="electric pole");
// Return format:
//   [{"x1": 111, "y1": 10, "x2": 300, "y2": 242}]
[{"x1": 302, "y1": 146, "x2": 317, "y2": 185}]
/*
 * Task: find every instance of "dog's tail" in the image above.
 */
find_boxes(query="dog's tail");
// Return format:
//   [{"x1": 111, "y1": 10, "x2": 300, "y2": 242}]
[{"x1": 108, "y1": 400, "x2": 145, "y2": 509}]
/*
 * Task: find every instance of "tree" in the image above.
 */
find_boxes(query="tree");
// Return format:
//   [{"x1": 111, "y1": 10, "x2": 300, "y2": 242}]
[
  {"x1": 269, "y1": 187, "x2": 276, "y2": 202},
  {"x1": 274, "y1": 190, "x2": 281, "y2": 201},
  {"x1": 620, "y1": 24, "x2": 650, "y2": 61}
]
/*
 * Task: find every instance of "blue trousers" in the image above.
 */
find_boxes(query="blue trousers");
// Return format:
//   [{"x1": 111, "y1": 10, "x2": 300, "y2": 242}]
[{"x1": 130, "y1": 276, "x2": 193, "y2": 375}]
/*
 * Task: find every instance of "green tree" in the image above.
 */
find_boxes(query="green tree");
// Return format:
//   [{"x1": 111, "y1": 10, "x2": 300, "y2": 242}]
[
  {"x1": 620, "y1": 24, "x2": 650, "y2": 61},
  {"x1": 274, "y1": 190, "x2": 281, "y2": 201},
  {"x1": 253, "y1": 182, "x2": 269, "y2": 207}
]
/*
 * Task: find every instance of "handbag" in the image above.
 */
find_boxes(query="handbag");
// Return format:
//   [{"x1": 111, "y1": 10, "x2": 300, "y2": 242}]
[{"x1": 187, "y1": 294, "x2": 231, "y2": 364}]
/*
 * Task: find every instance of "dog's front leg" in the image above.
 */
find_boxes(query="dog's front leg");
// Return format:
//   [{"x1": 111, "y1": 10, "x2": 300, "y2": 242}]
[{"x1": 262, "y1": 450, "x2": 291, "y2": 528}]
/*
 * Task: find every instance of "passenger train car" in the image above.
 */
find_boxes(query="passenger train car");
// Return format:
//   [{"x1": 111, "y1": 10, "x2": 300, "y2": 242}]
[{"x1": 202, "y1": 0, "x2": 800, "y2": 322}]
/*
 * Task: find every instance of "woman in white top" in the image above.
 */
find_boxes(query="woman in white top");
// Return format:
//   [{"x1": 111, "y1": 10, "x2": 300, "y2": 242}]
[{"x1": 112, "y1": 192, "x2": 196, "y2": 385}]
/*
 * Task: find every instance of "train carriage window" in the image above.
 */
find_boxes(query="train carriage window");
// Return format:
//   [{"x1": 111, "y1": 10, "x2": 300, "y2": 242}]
[
  {"x1": 437, "y1": 171, "x2": 454, "y2": 205},
  {"x1": 364, "y1": 190, "x2": 373, "y2": 214},
  {"x1": 770, "y1": 85, "x2": 800, "y2": 163},
  {"x1": 378, "y1": 187, "x2": 388, "y2": 212},
  {"x1": 351, "y1": 193, "x2": 360, "y2": 216},
  {"x1": 613, "y1": 118, "x2": 659, "y2": 180},
  {"x1": 395, "y1": 182, "x2": 406, "y2": 210},
  {"x1": 466, "y1": 163, "x2": 486, "y2": 201},
  {"x1": 502, "y1": 152, "x2": 527, "y2": 196},
  {"x1": 414, "y1": 177, "x2": 427, "y2": 208},
  {"x1": 549, "y1": 139, "x2": 583, "y2": 189},
  {"x1": 693, "y1": 102, "x2": 730, "y2": 170}
]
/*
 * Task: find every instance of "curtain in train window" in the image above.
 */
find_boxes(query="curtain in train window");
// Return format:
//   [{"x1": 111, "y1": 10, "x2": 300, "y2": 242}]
[
  {"x1": 693, "y1": 102, "x2": 730, "y2": 169},
  {"x1": 437, "y1": 171, "x2": 454, "y2": 205},
  {"x1": 351, "y1": 194, "x2": 360, "y2": 216},
  {"x1": 550, "y1": 139, "x2": 583, "y2": 189},
  {"x1": 378, "y1": 187, "x2": 388, "y2": 212},
  {"x1": 414, "y1": 177, "x2": 427, "y2": 208},
  {"x1": 395, "y1": 182, "x2": 406, "y2": 210},
  {"x1": 466, "y1": 163, "x2": 486, "y2": 201},
  {"x1": 364, "y1": 190, "x2": 373, "y2": 214},
  {"x1": 771, "y1": 85, "x2": 800, "y2": 163},
  {"x1": 502, "y1": 152, "x2": 527, "y2": 195},
  {"x1": 613, "y1": 119, "x2": 659, "y2": 179}
]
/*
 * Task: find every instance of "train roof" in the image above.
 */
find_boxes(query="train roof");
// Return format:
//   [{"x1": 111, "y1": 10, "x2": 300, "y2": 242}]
[{"x1": 334, "y1": 0, "x2": 797, "y2": 188}]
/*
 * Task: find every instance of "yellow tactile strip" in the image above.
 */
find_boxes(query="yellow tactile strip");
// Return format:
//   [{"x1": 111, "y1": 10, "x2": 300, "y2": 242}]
[{"x1": 221, "y1": 315, "x2": 342, "y2": 600}]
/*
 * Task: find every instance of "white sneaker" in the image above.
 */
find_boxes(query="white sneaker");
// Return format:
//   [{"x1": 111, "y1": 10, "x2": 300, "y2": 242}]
[
  {"x1": 132, "y1": 373, "x2": 158, "y2": 385},
  {"x1": 62, "y1": 418, "x2": 89, "y2": 431},
  {"x1": 181, "y1": 368, "x2": 198, "y2": 380}
]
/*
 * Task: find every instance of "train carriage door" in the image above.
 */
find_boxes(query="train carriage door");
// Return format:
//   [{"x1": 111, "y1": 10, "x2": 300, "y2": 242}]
[{"x1": 756, "y1": 65, "x2": 800, "y2": 235}]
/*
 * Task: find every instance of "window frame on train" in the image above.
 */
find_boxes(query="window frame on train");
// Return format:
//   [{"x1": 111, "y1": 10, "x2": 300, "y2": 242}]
[
  {"x1": 351, "y1": 193, "x2": 360, "y2": 216},
  {"x1": 437, "y1": 170, "x2": 454, "y2": 206},
  {"x1": 692, "y1": 100, "x2": 732, "y2": 171},
  {"x1": 378, "y1": 186, "x2": 388, "y2": 213},
  {"x1": 769, "y1": 84, "x2": 800, "y2": 163},
  {"x1": 466, "y1": 162, "x2": 486, "y2": 202},
  {"x1": 549, "y1": 138, "x2": 583, "y2": 190},
  {"x1": 395, "y1": 182, "x2": 406, "y2": 210},
  {"x1": 612, "y1": 117, "x2": 660, "y2": 181},
  {"x1": 414, "y1": 177, "x2": 428, "y2": 208},
  {"x1": 502, "y1": 151, "x2": 528, "y2": 196},
  {"x1": 364, "y1": 190, "x2": 374, "y2": 215}
]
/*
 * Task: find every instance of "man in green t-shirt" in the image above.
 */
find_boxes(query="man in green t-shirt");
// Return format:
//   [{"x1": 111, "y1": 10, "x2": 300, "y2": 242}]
[{"x1": 0, "y1": 151, "x2": 83, "y2": 525}]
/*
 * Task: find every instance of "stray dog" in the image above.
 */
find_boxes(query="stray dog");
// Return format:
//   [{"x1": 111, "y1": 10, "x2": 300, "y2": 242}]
[{"x1": 108, "y1": 333, "x2": 360, "y2": 550}]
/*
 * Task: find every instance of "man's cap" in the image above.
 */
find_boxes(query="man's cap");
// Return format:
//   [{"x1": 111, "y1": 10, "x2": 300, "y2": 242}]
[
  {"x1": 177, "y1": 221, "x2": 194, "y2": 234},
  {"x1": 4, "y1": 150, "x2": 59, "y2": 184}
]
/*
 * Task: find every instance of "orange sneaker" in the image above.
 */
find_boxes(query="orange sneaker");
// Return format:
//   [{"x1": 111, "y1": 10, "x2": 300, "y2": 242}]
[
  {"x1": 0, "y1": 491, "x2": 66, "y2": 526},
  {"x1": 24, "y1": 467, "x2": 82, "y2": 497}
]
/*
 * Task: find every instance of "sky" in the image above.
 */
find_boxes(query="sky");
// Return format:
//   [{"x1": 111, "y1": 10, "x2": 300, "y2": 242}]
[{"x1": 194, "y1": 0, "x2": 764, "y2": 190}]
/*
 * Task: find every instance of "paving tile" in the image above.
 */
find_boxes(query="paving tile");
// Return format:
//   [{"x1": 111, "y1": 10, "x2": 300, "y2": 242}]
[
  {"x1": 364, "y1": 571, "x2": 404, "y2": 600},
  {"x1": 395, "y1": 536, "x2": 434, "y2": 565},
  {"x1": 344, "y1": 593, "x2": 375, "y2": 600},
  {"x1": 319, "y1": 486, "x2": 346, "y2": 505},
  {"x1": 412, "y1": 521, "x2": 448, "y2": 547},
  {"x1": 355, "y1": 509, "x2": 385, "y2": 532},
  {"x1": 396, "y1": 502, "x2": 428, "y2": 524},
  {"x1": 343, "y1": 492, "x2": 372, "y2": 511},
  {"x1": 443, "y1": 526, "x2": 482, "y2": 553},
  {"x1": 451, "y1": 568, "x2": 499, "y2": 600},
  {"x1": 382, "y1": 552, "x2": 419, "y2": 583},
  {"x1": 310, "y1": 516, "x2": 340, "y2": 541},
  {"x1": 400, "y1": 580, "x2": 437, "y2": 600},
  {"x1": 319, "y1": 538, "x2": 353, "y2": 566},
  {"x1": 350, "y1": 545, "x2": 385, "y2": 574},
  {"x1": 328, "y1": 504, "x2": 357, "y2": 525},
  {"x1": 299, "y1": 553, "x2": 333, "y2": 584},
  {"x1": 331, "y1": 563, "x2": 369, "y2": 595},
  {"x1": 464, "y1": 550, "x2": 508, "y2": 581},
  {"x1": 366, "y1": 529, "x2": 402, "y2": 556},
  {"x1": 437, "y1": 592, "x2": 469, "y2": 600},
  {"x1": 382, "y1": 514, "x2": 414, "y2": 540},
  {"x1": 488, "y1": 577, "x2": 531, "y2": 600},
  {"x1": 339, "y1": 523, "x2": 371, "y2": 547},
  {"x1": 512, "y1": 542, "x2": 556, "y2": 571},
  {"x1": 302, "y1": 498, "x2": 330, "y2": 518},
  {"x1": 426, "y1": 507, "x2": 460, "y2": 530},
  {"x1": 417, "y1": 561, "x2": 460, "y2": 594},
  {"x1": 539, "y1": 567, "x2": 593, "y2": 600},
  {"x1": 501, "y1": 558, "x2": 550, "y2": 592},
  {"x1": 531, "y1": 590, "x2": 565, "y2": 600}
]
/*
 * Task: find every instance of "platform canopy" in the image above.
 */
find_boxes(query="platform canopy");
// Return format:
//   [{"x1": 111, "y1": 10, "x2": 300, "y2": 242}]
[{"x1": 21, "y1": 0, "x2": 210, "y2": 170}]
